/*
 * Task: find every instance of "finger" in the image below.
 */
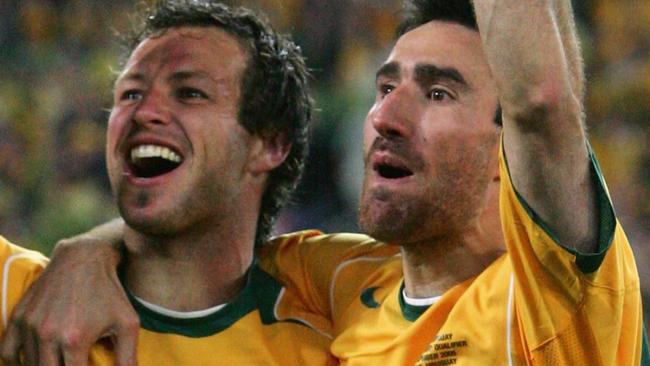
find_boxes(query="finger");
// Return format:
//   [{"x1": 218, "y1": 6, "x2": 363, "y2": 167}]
[
  {"x1": 0, "y1": 320, "x2": 24, "y2": 363},
  {"x1": 61, "y1": 348, "x2": 89, "y2": 366},
  {"x1": 37, "y1": 341, "x2": 62, "y2": 366},
  {"x1": 23, "y1": 331, "x2": 39, "y2": 366},
  {"x1": 2, "y1": 278, "x2": 40, "y2": 365},
  {"x1": 113, "y1": 326, "x2": 139, "y2": 366},
  {"x1": 59, "y1": 326, "x2": 90, "y2": 366}
]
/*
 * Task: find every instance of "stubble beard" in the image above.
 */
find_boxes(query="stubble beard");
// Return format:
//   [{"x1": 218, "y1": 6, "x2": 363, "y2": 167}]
[
  {"x1": 358, "y1": 157, "x2": 492, "y2": 247},
  {"x1": 116, "y1": 188, "x2": 190, "y2": 237},
  {"x1": 114, "y1": 175, "x2": 235, "y2": 239},
  {"x1": 359, "y1": 181, "x2": 450, "y2": 245}
]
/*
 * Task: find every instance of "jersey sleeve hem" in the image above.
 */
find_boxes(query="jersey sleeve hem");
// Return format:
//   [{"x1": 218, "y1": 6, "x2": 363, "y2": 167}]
[
  {"x1": 501, "y1": 139, "x2": 616, "y2": 273},
  {"x1": 642, "y1": 325, "x2": 650, "y2": 366}
]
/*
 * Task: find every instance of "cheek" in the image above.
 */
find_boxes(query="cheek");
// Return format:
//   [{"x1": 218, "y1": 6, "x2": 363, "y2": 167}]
[
  {"x1": 106, "y1": 115, "x2": 121, "y2": 154},
  {"x1": 201, "y1": 120, "x2": 249, "y2": 171},
  {"x1": 105, "y1": 111, "x2": 127, "y2": 171},
  {"x1": 420, "y1": 127, "x2": 471, "y2": 172},
  {"x1": 362, "y1": 116, "x2": 378, "y2": 156},
  {"x1": 106, "y1": 107, "x2": 128, "y2": 144}
]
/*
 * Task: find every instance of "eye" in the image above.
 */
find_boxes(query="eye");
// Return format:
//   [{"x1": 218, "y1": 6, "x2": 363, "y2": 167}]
[
  {"x1": 177, "y1": 87, "x2": 207, "y2": 100},
  {"x1": 378, "y1": 83, "x2": 395, "y2": 99},
  {"x1": 428, "y1": 88, "x2": 452, "y2": 102},
  {"x1": 120, "y1": 89, "x2": 143, "y2": 101}
]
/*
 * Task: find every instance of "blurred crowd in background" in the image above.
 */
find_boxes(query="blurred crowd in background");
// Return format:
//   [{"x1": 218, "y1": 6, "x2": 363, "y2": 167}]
[{"x1": 0, "y1": 0, "x2": 648, "y2": 325}]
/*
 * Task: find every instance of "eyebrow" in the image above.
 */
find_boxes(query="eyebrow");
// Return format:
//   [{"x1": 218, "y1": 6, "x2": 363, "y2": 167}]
[
  {"x1": 414, "y1": 64, "x2": 469, "y2": 90},
  {"x1": 376, "y1": 61, "x2": 470, "y2": 91},
  {"x1": 116, "y1": 72, "x2": 145, "y2": 84},
  {"x1": 116, "y1": 70, "x2": 222, "y2": 86},
  {"x1": 375, "y1": 62, "x2": 401, "y2": 81}
]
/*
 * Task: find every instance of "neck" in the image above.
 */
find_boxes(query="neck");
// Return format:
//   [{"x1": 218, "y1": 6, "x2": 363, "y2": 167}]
[
  {"x1": 123, "y1": 215, "x2": 257, "y2": 312},
  {"x1": 400, "y1": 225, "x2": 505, "y2": 299}
]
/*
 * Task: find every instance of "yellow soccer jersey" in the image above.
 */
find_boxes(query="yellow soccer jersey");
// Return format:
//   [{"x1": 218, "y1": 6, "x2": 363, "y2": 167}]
[
  {"x1": 88, "y1": 262, "x2": 337, "y2": 365},
  {"x1": 0, "y1": 236, "x2": 48, "y2": 332},
  {"x1": 0, "y1": 236, "x2": 335, "y2": 365},
  {"x1": 261, "y1": 143, "x2": 649, "y2": 365}
]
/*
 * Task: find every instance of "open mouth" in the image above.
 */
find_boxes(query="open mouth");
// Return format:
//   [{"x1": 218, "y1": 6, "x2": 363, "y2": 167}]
[
  {"x1": 129, "y1": 144, "x2": 183, "y2": 178},
  {"x1": 374, "y1": 163, "x2": 413, "y2": 179}
]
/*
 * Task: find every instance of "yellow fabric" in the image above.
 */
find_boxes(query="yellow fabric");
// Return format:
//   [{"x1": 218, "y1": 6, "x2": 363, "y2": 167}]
[
  {"x1": 0, "y1": 236, "x2": 48, "y2": 332},
  {"x1": 263, "y1": 144, "x2": 644, "y2": 365},
  {"x1": 496, "y1": 143, "x2": 644, "y2": 365},
  {"x1": 0, "y1": 236, "x2": 335, "y2": 366},
  {"x1": 88, "y1": 317, "x2": 334, "y2": 365}
]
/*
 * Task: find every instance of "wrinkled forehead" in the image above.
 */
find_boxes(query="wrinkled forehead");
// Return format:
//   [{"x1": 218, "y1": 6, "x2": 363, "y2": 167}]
[{"x1": 385, "y1": 21, "x2": 491, "y2": 82}]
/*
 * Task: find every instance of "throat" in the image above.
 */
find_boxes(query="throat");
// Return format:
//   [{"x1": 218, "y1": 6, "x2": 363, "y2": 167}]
[
  {"x1": 399, "y1": 240, "x2": 503, "y2": 298},
  {"x1": 121, "y1": 246, "x2": 254, "y2": 312}
]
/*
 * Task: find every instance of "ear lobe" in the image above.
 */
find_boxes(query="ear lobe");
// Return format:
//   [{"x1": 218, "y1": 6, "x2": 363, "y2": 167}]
[{"x1": 248, "y1": 133, "x2": 291, "y2": 175}]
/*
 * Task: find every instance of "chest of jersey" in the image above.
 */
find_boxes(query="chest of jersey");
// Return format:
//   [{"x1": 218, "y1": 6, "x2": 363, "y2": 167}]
[
  {"x1": 331, "y1": 255, "x2": 515, "y2": 366},
  {"x1": 89, "y1": 312, "x2": 333, "y2": 365}
]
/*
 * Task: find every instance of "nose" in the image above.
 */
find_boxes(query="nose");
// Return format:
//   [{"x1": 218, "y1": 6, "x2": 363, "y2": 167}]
[
  {"x1": 370, "y1": 86, "x2": 418, "y2": 140},
  {"x1": 132, "y1": 87, "x2": 172, "y2": 127}
]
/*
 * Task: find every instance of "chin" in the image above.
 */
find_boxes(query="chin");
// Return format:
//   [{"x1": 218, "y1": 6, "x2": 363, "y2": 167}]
[
  {"x1": 123, "y1": 216, "x2": 164, "y2": 236},
  {"x1": 359, "y1": 204, "x2": 405, "y2": 244},
  {"x1": 119, "y1": 204, "x2": 181, "y2": 237},
  {"x1": 358, "y1": 194, "x2": 443, "y2": 246}
]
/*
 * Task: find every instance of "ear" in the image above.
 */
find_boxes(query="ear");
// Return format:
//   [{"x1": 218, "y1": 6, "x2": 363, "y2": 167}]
[{"x1": 247, "y1": 132, "x2": 291, "y2": 176}]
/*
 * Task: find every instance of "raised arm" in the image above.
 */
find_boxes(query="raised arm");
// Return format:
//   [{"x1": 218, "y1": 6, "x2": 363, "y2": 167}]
[
  {"x1": 473, "y1": 0, "x2": 599, "y2": 252},
  {"x1": 0, "y1": 219, "x2": 139, "y2": 366}
]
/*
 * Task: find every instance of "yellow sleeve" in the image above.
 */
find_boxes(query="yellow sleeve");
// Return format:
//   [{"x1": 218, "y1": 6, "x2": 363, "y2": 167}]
[
  {"x1": 0, "y1": 236, "x2": 48, "y2": 333},
  {"x1": 500, "y1": 140, "x2": 646, "y2": 365},
  {"x1": 257, "y1": 230, "x2": 399, "y2": 324}
]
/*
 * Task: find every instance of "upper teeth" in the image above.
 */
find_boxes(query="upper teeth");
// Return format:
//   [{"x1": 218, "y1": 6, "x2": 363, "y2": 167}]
[{"x1": 130, "y1": 145, "x2": 182, "y2": 163}]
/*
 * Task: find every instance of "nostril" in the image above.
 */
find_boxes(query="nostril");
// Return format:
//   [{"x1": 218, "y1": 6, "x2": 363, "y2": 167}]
[
  {"x1": 375, "y1": 125, "x2": 403, "y2": 140},
  {"x1": 384, "y1": 128, "x2": 402, "y2": 139},
  {"x1": 372, "y1": 110, "x2": 408, "y2": 140},
  {"x1": 133, "y1": 108, "x2": 170, "y2": 126}
]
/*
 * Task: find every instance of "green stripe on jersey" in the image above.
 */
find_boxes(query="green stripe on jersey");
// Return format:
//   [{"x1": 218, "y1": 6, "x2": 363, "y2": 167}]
[
  {"x1": 642, "y1": 325, "x2": 649, "y2": 366},
  {"x1": 502, "y1": 140, "x2": 616, "y2": 274}
]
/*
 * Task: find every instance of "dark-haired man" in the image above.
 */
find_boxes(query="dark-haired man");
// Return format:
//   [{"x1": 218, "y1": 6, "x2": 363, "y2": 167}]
[
  {"x1": 3, "y1": 0, "x2": 648, "y2": 365},
  {"x1": 262, "y1": 1, "x2": 647, "y2": 364},
  {"x1": 0, "y1": 1, "x2": 335, "y2": 365}
]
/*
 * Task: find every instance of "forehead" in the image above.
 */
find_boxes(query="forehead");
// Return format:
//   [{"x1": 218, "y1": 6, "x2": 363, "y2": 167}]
[
  {"x1": 120, "y1": 26, "x2": 249, "y2": 81},
  {"x1": 386, "y1": 21, "x2": 491, "y2": 83}
]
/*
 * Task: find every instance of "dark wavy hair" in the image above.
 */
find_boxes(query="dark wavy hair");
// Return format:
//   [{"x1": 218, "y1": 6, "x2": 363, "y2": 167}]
[
  {"x1": 119, "y1": 0, "x2": 313, "y2": 246},
  {"x1": 396, "y1": 0, "x2": 478, "y2": 36},
  {"x1": 397, "y1": 0, "x2": 502, "y2": 125}
]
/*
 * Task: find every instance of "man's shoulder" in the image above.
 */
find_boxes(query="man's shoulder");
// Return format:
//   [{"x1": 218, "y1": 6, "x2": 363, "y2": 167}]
[
  {"x1": 260, "y1": 230, "x2": 399, "y2": 262},
  {"x1": 0, "y1": 236, "x2": 48, "y2": 274},
  {"x1": 268, "y1": 229, "x2": 392, "y2": 251},
  {"x1": 0, "y1": 236, "x2": 48, "y2": 330}
]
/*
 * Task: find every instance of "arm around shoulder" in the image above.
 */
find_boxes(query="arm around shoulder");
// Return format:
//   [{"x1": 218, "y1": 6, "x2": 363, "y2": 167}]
[{"x1": 0, "y1": 219, "x2": 139, "y2": 366}]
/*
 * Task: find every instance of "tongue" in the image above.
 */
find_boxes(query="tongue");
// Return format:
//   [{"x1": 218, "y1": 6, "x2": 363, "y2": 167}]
[{"x1": 132, "y1": 157, "x2": 180, "y2": 178}]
